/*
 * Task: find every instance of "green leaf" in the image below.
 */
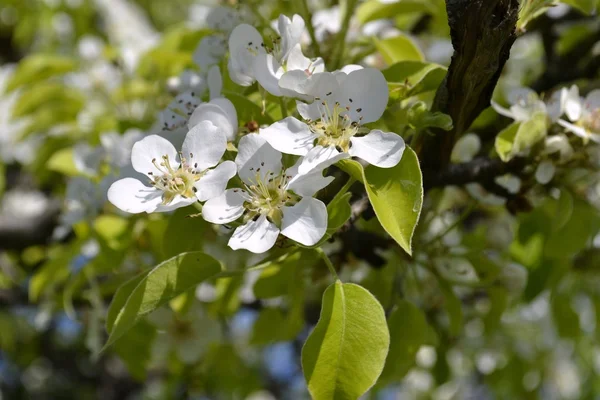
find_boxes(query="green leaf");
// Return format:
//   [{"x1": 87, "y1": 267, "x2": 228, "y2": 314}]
[
  {"x1": 378, "y1": 300, "x2": 432, "y2": 385},
  {"x1": 250, "y1": 308, "x2": 288, "y2": 345},
  {"x1": 46, "y1": 148, "x2": 79, "y2": 176},
  {"x1": 495, "y1": 113, "x2": 548, "y2": 161},
  {"x1": 113, "y1": 320, "x2": 156, "y2": 380},
  {"x1": 302, "y1": 281, "x2": 390, "y2": 400},
  {"x1": 357, "y1": 0, "x2": 436, "y2": 23},
  {"x1": 102, "y1": 251, "x2": 221, "y2": 351},
  {"x1": 337, "y1": 159, "x2": 365, "y2": 183},
  {"x1": 383, "y1": 61, "x2": 446, "y2": 100},
  {"x1": 364, "y1": 146, "x2": 424, "y2": 255},
  {"x1": 551, "y1": 292, "x2": 580, "y2": 338},
  {"x1": 223, "y1": 90, "x2": 273, "y2": 125},
  {"x1": 326, "y1": 192, "x2": 352, "y2": 234},
  {"x1": 163, "y1": 208, "x2": 212, "y2": 259},
  {"x1": 374, "y1": 35, "x2": 424, "y2": 65},
  {"x1": 561, "y1": 0, "x2": 597, "y2": 14},
  {"x1": 407, "y1": 101, "x2": 453, "y2": 131},
  {"x1": 6, "y1": 54, "x2": 77, "y2": 92}
]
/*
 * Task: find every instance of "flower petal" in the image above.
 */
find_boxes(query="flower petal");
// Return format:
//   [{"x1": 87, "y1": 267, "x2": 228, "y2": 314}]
[
  {"x1": 228, "y1": 24, "x2": 265, "y2": 86},
  {"x1": 107, "y1": 178, "x2": 164, "y2": 214},
  {"x1": 295, "y1": 72, "x2": 341, "y2": 120},
  {"x1": 228, "y1": 214, "x2": 280, "y2": 253},
  {"x1": 281, "y1": 197, "x2": 327, "y2": 246},
  {"x1": 564, "y1": 85, "x2": 582, "y2": 121},
  {"x1": 131, "y1": 135, "x2": 179, "y2": 177},
  {"x1": 286, "y1": 43, "x2": 311, "y2": 71},
  {"x1": 279, "y1": 70, "x2": 314, "y2": 102},
  {"x1": 235, "y1": 134, "x2": 282, "y2": 185},
  {"x1": 297, "y1": 145, "x2": 347, "y2": 175},
  {"x1": 253, "y1": 53, "x2": 284, "y2": 96},
  {"x1": 208, "y1": 65, "x2": 222, "y2": 100},
  {"x1": 259, "y1": 116, "x2": 316, "y2": 156},
  {"x1": 278, "y1": 14, "x2": 305, "y2": 60},
  {"x1": 491, "y1": 100, "x2": 516, "y2": 120},
  {"x1": 337, "y1": 67, "x2": 388, "y2": 124},
  {"x1": 188, "y1": 99, "x2": 237, "y2": 141},
  {"x1": 584, "y1": 89, "x2": 600, "y2": 111},
  {"x1": 195, "y1": 161, "x2": 237, "y2": 202},
  {"x1": 535, "y1": 160, "x2": 555, "y2": 185},
  {"x1": 349, "y1": 130, "x2": 405, "y2": 168},
  {"x1": 202, "y1": 188, "x2": 248, "y2": 224},
  {"x1": 182, "y1": 120, "x2": 227, "y2": 171},
  {"x1": 558, "y1": 119, "x2": 589, "y2": 140}
]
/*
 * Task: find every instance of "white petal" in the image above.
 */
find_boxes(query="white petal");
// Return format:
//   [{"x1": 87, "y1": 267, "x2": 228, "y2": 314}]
[
  {"x1": 546, "y1": 88, "x2": 567, "y2": 122},
  {"x1": 584, "y1": 89, "x2": 600, "y2": 111},
  {"x1": 286, "y1": 43, "x2": 311, "y2": 71},
  {"x1": 193, "y1": 35, "x2": 227, "y2": 70},
  {"x1": 182, "y1": 120, "x2": 227, "y2": 171},
  {"x1": 281, "y1": 197, "x2": 327, "y2": 246},
  {"x1": 228, "y1": 214, "x2": 279, "y2": 254},
  {"x1": 297, "y1": 145, "x2": 347, "y2": 175},
  {"x1": 564, "y1": 85, "x2": 582, "y2": 121},
  {"x1": 286, "y1": 167, "x2": 334, "y2": 197},
  {"x1": 278, "y1": 14, "x2": 305, "y2": 60},
  {"x1": 491, "y1": 100, "x2": 516, "y2": 120},
  {"x1": 107, "y1": 178, "x2": 163, "y2": 214},
  {"x1": 235, "y1": 134, "x2": 282, "y2": 185},
  {"x1": 279, "y1": 70, "x2": 314, "y2": 102},
  {"x1": 228, "y1": 24, "x2": 265, "y2": 86},
  {"x1": 349, "y1": 130, "x2": 405, "y2": 168},
  {"x1": 506, "y1": 87, "x2": 538, "y2": 106},
  {"x1": 131, "y1": 135, "x2": 179, "y2": 177},
  {"x1": 253, "y1": 53, "x2": 284, "y2": 96},
  {"x1": 337, "y1": 68, "x2": 388, "y2": 124},
  {"x1": 195, "y1": 161, "x2": 237, "y2": 202},
  {"x1": 259, "y1": 116, "x2": 316, "y2": 156},
  {"x1": 558, "y1": 119, "x2": 589, "y2": 140},
  {"x1": 202, "y1": 188, "x2": 248, "y2": 224},
  {"x1": 154, "y1": 196, "x2": 197, "y2": 213},
  {"x1": 188, "y1": 98, "x2": 237, "y2": 141},
  {"x1": 295, "y1": 72, "x2": 342, "y2": 120},
  {"x1": 535, "y1": 160, "x2": 555, "y2": 185},
  {"x1": 208, "y1": 65, "x2": 222, "y2": 100}
]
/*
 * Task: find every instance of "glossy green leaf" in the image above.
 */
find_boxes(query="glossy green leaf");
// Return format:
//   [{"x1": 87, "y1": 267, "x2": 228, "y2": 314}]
[
  {"x1": 302, "y1": 281, "x2": 389, "y2": 400},
  {"x1": 383, "y1": 61, "x2": 446, "y2": 100},
  {"x1": 102, "y1": 251, "x2": 221, "y2": 351},
  {"x1": 561, "y1": 0, "x2": 597, "y2": 14},
  {"x1": 378, "y1": 300, "x2": 431, "y2": 385},
  {"x1": 326, "y1": 192, "x2": 352, "y2": 234},
  {"x1": 495, "y1": 113, "x2": 547, "y2": 161},
  {"x1": 364, "y1": 146, "x2": 423, "y2": 255},
  {"x1": 374, "y1": 35, "x2": 424, "y2": 65},
  {"x1": 357, "y1": 0, "x2": 436, "y2": 23},
  {"x1": 6, "y1": 54, "x2": 77, "y2": 92}
]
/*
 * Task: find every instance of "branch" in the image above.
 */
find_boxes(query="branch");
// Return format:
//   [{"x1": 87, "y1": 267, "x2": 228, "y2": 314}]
[{"x1": 414, "y1": 0, "x2": 520, "y2": 172}]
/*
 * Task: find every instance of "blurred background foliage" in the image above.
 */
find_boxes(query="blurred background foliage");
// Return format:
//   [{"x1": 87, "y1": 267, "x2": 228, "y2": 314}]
[{"x1": 0, "y1": 0, "x2": 600, "y2": 399}]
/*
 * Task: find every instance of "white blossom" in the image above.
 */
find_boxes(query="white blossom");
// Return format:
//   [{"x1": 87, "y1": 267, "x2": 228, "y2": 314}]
[
  {"x1": 107, "y1": 121, "x2": 235, "y2": 213},
  {"x1": 558, "y1": 85, "x2": 600, "y2": 144},
  {"x1": 202, "y1": 134, "x2": 340, "y2": 253},
  {"x1": 228, "y1": 15, "x2": 323, "y2": 97},
  {"x1": 259, "y1": 67, "x2": 405, "y2": 170}
]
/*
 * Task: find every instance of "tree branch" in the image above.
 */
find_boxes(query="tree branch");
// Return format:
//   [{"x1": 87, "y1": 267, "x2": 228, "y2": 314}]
[{"x1": 414, "y1": 0, "x2": 520, "y2": 173}]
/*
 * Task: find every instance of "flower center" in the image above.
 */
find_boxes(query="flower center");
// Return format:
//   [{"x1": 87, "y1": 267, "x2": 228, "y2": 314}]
[
  {"x1": 238, "y1": 166, "x2": 299, "y2": 226},
  {"x1": 581, "y1": 109, "x2": 600, "y2": 134},
  {"x1": 307, "y1": 96, "x2": 368, "y2": 152},
  {"x1": 149, "y1": 153, "x2": 203, "y2": 205}
]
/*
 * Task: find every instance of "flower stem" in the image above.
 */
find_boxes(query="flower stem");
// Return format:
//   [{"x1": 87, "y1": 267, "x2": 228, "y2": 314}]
[
  {"x1": 331, "y1": 0, "x2": 358, "y2": 70},
  {"x1": 192, "y1": 201, "x2": 203, "y2": 213},
  {"x1": 298, "y1": 0, "x2": 322, "y2": 58},
  {"x1": 280, "y1": 97, "x2": 288, "y2": 118},
  {"x1": 328, "y1": 176, "x2": 356, "y2": 207},
  {"x1": 315, "y1": 247, "x2": 339, "y2": 279}
]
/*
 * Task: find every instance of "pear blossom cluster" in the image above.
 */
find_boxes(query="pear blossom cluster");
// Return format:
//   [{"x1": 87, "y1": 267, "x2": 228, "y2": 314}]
[{"x1": 106, "y1": 13, "x2": 406, "y2": 253}]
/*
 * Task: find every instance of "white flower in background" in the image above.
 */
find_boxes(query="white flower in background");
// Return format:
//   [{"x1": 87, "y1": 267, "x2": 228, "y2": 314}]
[
  {"x1": 465, "y1": 184, "x2": 506, "y2": 206},
  {"x1": 451, "y1": 133, "x2": 481, "y2": 163},
  {"x1": 108, "y1": 121, "x2": 235, "y2": 213},
  {"x1": 228, "y1": 14, "x2": 322, "y2": 97},
  {"x1": 202, "y1": 134, "x2": 340, "y2": 253},
  {"x1": 558, "y1": 85, "x2": 600, "y2": 144},
  {"x1": 260, "y1": 68, "x2": 405, "y2": 170},
  {"x1": 59, "y1": 176, "x2": 111, "y2": 229},
  {"x1": 93, "y1": 0, "x2": 160, "y2": 73},
  {"x1": 543, "y1": 134, "x2": 574, "y2": 163},
  {"x1": 495, "y1": 174, "x2": 521, "y2": 194},
  {"x1": 193, "y1": 34, "x2": 228, "y2": 70},
  {"x1": 187, "y1": 66, "x2": 239, "y2": 142},
  {"x1": 491, "y1": 87, "x2": 551, "y2": 122},
  {"x1": 535, "y1": 160, "x2": 556, "y2": 185},
  {"x1": 167, "y1": 69, "x2": 206, "y2": 94},
  {"x1": 159, "y1": 90, "x2": 202, "y2": 131},
  {"x1": 73, "y1": 129, "x2": 143, "y2": 176}
]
